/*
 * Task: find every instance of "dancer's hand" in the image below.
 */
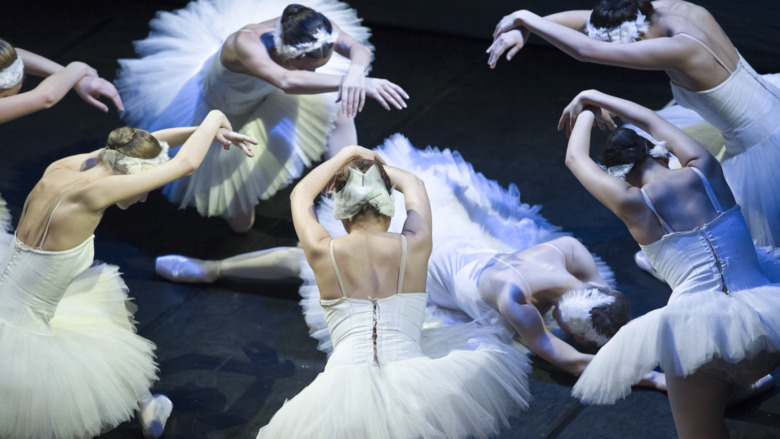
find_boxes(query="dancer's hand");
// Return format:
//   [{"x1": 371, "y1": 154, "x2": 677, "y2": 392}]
[
  {"x1": 558, "y1": 92, "x2": 617, "y2": 138},
  {"x1": 365, "y1": 78, "x2": 408, "y2": 111},
  {"x1": 216, "y1": 129, "x2": 257, "y2": 157},
  {"x1": 336, "y1": 65, "x2": 366, "y2": 118},
  {"x1": 74, "y1": 74, "x2": 124, "y2": 112},
  {"x1": 487, "y1": 29, "x2": 527, "y2": 69},
  {"x1": 493, "y1": 10, "x2": 524, "y2": 39}
]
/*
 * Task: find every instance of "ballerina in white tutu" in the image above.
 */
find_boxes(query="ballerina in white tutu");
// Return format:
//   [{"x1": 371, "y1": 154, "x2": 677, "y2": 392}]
[
  {"x1": 489, "y1": 0, "x2": 780, "y2": 251},
  {"x1": 116, "y1": 1, "x2": 409, "y2": 233},
  {"x1": 560, "y1": 89, "x2": 780, "y2": 439},
  {"x1": 247, "y1": 144, "x2": 531, "y2": 438},
  {"x1": 0, "y1": 109, "x2": 254, "y2": 439},
  {"x1": 0, "y1": 38, "x2": 122, "y2": 123}
]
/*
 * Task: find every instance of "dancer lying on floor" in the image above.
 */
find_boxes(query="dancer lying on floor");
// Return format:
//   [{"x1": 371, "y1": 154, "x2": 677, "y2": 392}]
[
  {"x1": 0, "y1": 110, "x2": 254, "y2": 439},
  {"x1": 561, "y1": 89, "x2": 779, "y2": 439},
  {"x1": 116, "y1": 1, "x2": 408, "y2": 232}
]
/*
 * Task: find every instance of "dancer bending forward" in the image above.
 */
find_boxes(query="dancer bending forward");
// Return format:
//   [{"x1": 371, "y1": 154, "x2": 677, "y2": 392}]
[
  {"x1": 116, "y1": 1, "x2": 408, "y2": 232},
  {"x1": 0, "y1": 110, "x2": 253, "y2": 439},
  {"x1": 489, "y1": 0, "x2": 780, "y2": 248},
  {"x1": 561, "y1": 89, "x2": 780, "y2": 439}
]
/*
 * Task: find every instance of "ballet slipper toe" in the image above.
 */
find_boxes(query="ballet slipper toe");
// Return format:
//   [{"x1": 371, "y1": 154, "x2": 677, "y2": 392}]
[
  {"x1": 728, "y1": 374, "x2": 775, "y2": 406},
  {"x1": 138, "y1": 394, "x2": 173, "y2": 439},
  {"x1": 155, "y1": 255, "x2": 217, "y2": 283},
  {"x1": 634, "y1": 250, "x2": 666, "y2": 282}
]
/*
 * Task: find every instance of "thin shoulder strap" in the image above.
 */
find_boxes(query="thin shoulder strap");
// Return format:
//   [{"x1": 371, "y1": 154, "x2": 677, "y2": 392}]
[
  {"x1": 397, "y1": 235, "x2": 408, "y2": 295},
  {"x1": 640, "y1": 188, "x2": 674, "y2": 234},
  {"x1": 690, "y1": 167, "x2": 724, "y2": 213},
  {"x1": 329, "y1": 240, "x2": 348, "y2": 298},
  {"x1": 677, "y1": 33, "x2": 734, "y2": 74},
  {"x1": 539, "y1": 242, "x2": 566, "y2": 261},
  {"x1": 39, "y1": 197, "x2": 65, "y2": 249}
]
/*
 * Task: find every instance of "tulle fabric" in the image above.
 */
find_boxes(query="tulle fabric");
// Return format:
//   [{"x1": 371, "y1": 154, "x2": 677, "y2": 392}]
[
  {"x1": 257, "y1": 317, "x2": 532, "y2": 439},
  {"x1": 573, "y1": 205, "x2": 780, "y2": 404},
  {"x1": 0, "y1": 224, "x2": 158, "y2": 438},
  {"x1": 115, "y1": 0, "x2": 372, "y2": 218}
]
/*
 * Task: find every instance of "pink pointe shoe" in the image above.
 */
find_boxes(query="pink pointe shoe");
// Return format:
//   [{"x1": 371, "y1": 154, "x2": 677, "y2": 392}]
[
  {"x1": 138, "y1": 394, "x2": 173, "y2": 439},
  {"x1": 155, "y1": 255, "x2": 220, "y2": 283}
]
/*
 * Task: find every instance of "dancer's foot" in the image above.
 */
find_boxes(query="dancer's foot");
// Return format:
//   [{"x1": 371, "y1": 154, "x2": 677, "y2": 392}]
[
  {"x1": 138, "y1": 394, "x2": 173, "y2": 439},
  {"x1": 156, "y1": 255, "x2": 220, "y2": 283},
  {"x1": 727, "y1": 374, "x2": 775, "y2": 406},
  {"x1": 634, "y1": 250, "x2": 665, "y2": 282}
]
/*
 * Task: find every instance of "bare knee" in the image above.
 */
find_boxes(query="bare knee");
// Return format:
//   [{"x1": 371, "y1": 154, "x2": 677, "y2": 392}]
[{"x1": 224, "y1": 209, "x2": 256, "y2": 233}]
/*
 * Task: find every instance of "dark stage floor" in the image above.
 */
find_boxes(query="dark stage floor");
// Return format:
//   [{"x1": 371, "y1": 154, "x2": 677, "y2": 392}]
[{"x1": 2, "y1": 1, "x2": 780, "y2": 438}]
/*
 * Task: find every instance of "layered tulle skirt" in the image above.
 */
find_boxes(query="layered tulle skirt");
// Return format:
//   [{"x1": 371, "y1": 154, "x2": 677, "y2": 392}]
[
  {"x1": 115, "y1": 0, "x2": 373, "y2": 218},
  {"x1": 257, "y1": 317, "x2": 532, "y2": 439},
  {"x1": 573, "y1": 284, "x2": 780, "y2": 404},
  {"x1": 0, "y1": 232, "x2": 158, "y2": 438}
]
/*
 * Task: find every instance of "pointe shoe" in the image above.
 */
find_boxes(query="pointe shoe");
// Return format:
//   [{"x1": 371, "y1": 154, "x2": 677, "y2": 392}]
[
  {"x1": 138, "y1": 394, "x2": 173, "y2": 439},
  {"x1": 634, "y1": 250, "x2": 666, "y2": 282},
  {"x1": 728, "y1": 374, "x2": 775, "y2": 405},
  {"x1": 155, "y1": 255, "x2": 219, "y2": 283}
]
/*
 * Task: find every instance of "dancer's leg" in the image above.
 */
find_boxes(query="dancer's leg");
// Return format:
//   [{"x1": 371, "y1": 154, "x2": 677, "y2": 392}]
[
  {"x1": 137, "y1": 391, "x2": 173, "y2": 439},
  {"x1": 326, "y1": 110, "x2": 357, "y2": 158},
  {"x1": 666, "y1": 371, "x2": 729, "y2": 439},
  {"x1": 224, "y1": 208, "x2": 256, "y2": 234},
  {"x1": 156, "y1": 246, "x2": 304, "y2": 283}
]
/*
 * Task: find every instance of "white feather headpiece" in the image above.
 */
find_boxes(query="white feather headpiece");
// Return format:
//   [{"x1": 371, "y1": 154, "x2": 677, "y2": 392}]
[
  {"x1": 558, "y1": 285, "x2": 615, "y2": 347},
  {"x1": 99, "y1": 141, "x2": 170, "y2": 175},
  {"x1": 600, "y1": 137, "x2": 671, "y2": 180},
  {"x1": 332, "y1": 165, "x2": 395, "y2": 221},
  {"x1": 586, "y1": 10, "x2": 650, "y2": 44},
  {"x1": 272, "y1": 22, "x2": 338, "y2": 59},
  {"x1": 0, "y1": 57, "x2": 24, "y2": 89}
]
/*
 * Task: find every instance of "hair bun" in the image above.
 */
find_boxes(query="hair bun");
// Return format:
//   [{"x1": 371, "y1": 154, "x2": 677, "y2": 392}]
[{"x1": 106, "y1": 126, "x2": 137, "y2": 150}]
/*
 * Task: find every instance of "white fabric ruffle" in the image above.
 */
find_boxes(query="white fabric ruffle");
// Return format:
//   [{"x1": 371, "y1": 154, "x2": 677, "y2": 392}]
[
  {"x1": 257, "y1": 317, "x2": 531, "y2": 439},
  {"x1": 0, "y1": 234, "x2": 158, "y2": 438}
]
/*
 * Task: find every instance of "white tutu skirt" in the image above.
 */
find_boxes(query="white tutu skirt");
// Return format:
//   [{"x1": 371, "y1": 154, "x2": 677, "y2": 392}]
[
  {"x1": 0, "y1": 236, "x2": 158, "y2": 438},
  {"x1": 115, "y1": 0, "x2": 372, "y2": 217},
  {"x1": 257, "y1": 321, "x2": 532, "y2": 439},
  {"x1": 0, "y1": 194, "x2": 10, "y2": 233},
  {"x1": 573, "y1": 285, "x2": 780, "y2": 404}
]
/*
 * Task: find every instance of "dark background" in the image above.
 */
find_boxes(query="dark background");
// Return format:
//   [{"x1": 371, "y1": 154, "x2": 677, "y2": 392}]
[{"x1": 1, "y1": 1, "x2": 779, "y2": 437}]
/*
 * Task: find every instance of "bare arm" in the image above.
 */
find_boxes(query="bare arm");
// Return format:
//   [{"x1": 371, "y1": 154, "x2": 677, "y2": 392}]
[
  {"x1": 383, "y1": 165, "x2": 432, "y2": 252},
  {"x1": 506, "y1": 298, "x2": 594, "y2": 376},
  {"x1": 561, "y1": 90, "x2": 717, "y2": 171},
  {"x1": 290, "y1": 145, "x2": 385, "y2": 257},
  {"x1": 79, "y1": 111, "x2": 251, "y2": 210},
  {"x1": 0, "y1": 61, "x2": 93, "y2": 123},
  {"x1": 15, "y1": 49, "x2": 123, "y2": 112},
  {"x1": 564, "y1": 106, "x2": 641, "y2": 221},
  {"x1": 490, "y1": 10, "x2": 693, "y2": 71},
  {"x1": 234, "y1": 31, "x2": 407, "y2": 115}
]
